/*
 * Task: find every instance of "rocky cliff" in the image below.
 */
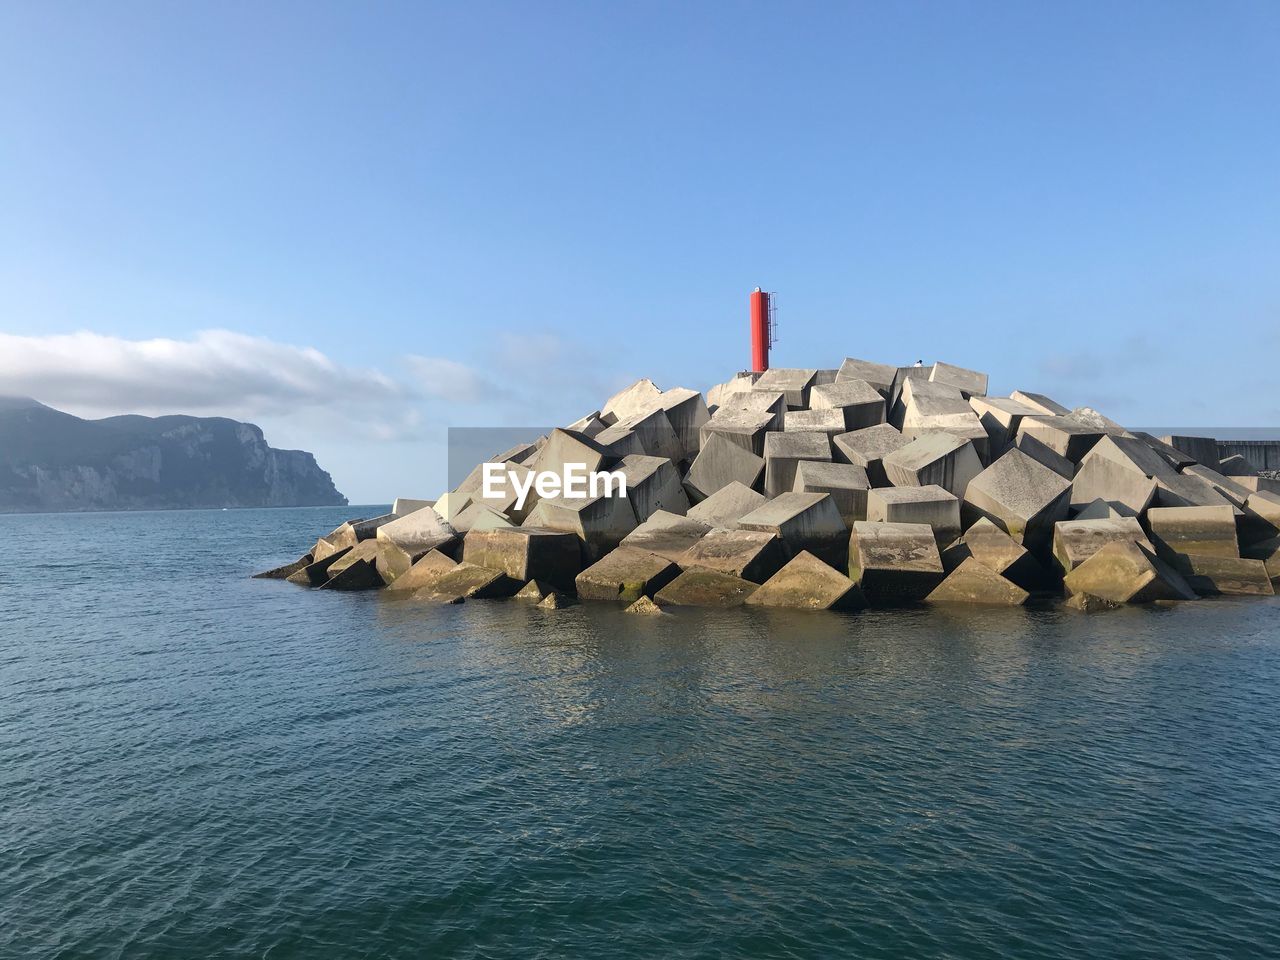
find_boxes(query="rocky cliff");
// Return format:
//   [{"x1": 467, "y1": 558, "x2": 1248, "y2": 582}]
[{"x1": 0, "y1": 396, "x2": 346, "y2": 512}]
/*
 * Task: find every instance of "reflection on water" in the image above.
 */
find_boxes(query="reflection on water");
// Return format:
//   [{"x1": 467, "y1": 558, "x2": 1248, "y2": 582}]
[{"x1": 2, "y1": 506, "x2": 1279, "y2": 959}]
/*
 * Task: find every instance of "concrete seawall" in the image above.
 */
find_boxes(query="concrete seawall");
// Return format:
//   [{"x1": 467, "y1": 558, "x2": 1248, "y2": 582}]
[{"x1": 1217, "y1": 440, "x2": 1280, "y2": 472}]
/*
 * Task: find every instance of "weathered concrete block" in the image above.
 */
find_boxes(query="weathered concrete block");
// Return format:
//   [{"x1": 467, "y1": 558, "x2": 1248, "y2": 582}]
[
  {"x1": 1051, "y1": 518, "x2": 1153, "y2": 576},
  {"x1": 451, "y1": 502, "x2": 514, "y2": 533},
  {"x1": 763, "y1": 431, "x2": 831, "y2": 498},
  {"x1": 968, "y1": 396, "x2": 1043, "y2": 454},
  {"x1": 1070, "y1": 451, "x2": 1158, "y2": 516},
  {"x1": 929, "y1": 361, "x2": 989, "y2": 398},
  {"x1": 900, "y1": 409, "x2": 991, "y2": 464},
  {"x1": 620, "y1": 510, "x2": 713, "y2": 563},
  {"x1": 616, "y1": 454, "x2": 690, "y2": 522},
  {"x1": 719, "y1": 389, "x2": 787, "y2": 431},
  {"x1": 1235, "y1": 477, "x2": 1280, "y2": 496},
  {"x1": 882, "y1": 432, "x2": 982, "y2": 498},
  {"x1": 706, "y1": 372, "x2": 759, "y2": 409},
  {"x1": 783, "y1": 408, "x2": 848, "y2": 439},
  {"x1": 376, "y1": 506, "x2": 458, "y2": 556},
  {"x1": 624, "y1": 596, "x2": 667, "y2": 615},
  {"x1": 656, "y1": 387, "x2": 711, "y2": 459},
  {"x1": 685, "y1": 433, "x2": 765, "y2": 501},
  {"x1": 1146, "y1": 505, "x2": 1239, "y2": 560},
  {"x1": 739, "y1": 492, "x2": 849, "y2": 569},
  {"x1": 963, "y1": 448, "x2": 1071, "y2": 552},
  {"x1": 1181, "y1": 464, "x2": 1252, "y2": 509},
  {"x1": 537, "y1": 590, "x2": 577, "y2": 609},
  {"x1": 1016, "y1": 417, "x2": 1104, "y2": 464},
  {"x1": 654, "y1": 569, "x2": 758, "y2": 607},
  {"x1": 529, "y1": 429, "x2": 609, "y2": 506},
  {"x1": 1010, "y1": 390, "x2": 1071, "y2": 417},
  {"x1": 522, "y1": 493, "x2": 638, "y2": 562},
  {"x1": 575, "y1": 547, "x2": 680, "y2": 602},
  {"x1": 744, "y1": 551, "x2": 866, "y2": 610},
  {"x1": 1159, "y1": 435, "x2": 1219, "y2": 467},
  {"x1": 1062, "y1": 540, "x2": 1197, "y2": 603},
  {"x1": 385, "y1": 549, "x2": 458, "y2": 593},
  {"x1": 462, "y1": 526, "x2": 583, "y2": 591},
  {"x1": 392, "y1": 498, "x2": 434, "y2": 517},
  {"x1": 836, "y1": 357, "x2": 897, "y2": 395},
  {"x1": 685, "y1": 481, "x2": 767, "y2": 528},
  {"x1": 1014, "y1": 432, "x2": 1075, "y2": 479},
  {"x1": 431, "y1": 492, "x2": 472, "y2": 526},
  {"x1": 319, "y1": 556, "x2": 384, "y2": 591},
  {"x1": 1065, "y1": 592, "x2": 1124, "y2": 613},
  {"x1": 1154, "y1": 472, "x2": 1234, "y2": 509},
  {"x1": 287, "y1": 546, "x2": 353, "y2": 586},
  {"x1": 847, "y1": 521, "x2": 945, "y2": 605},
  {"x1": 566, "y1": 411, "x2": 607, "y2": 438},
  {"x1": 591, "y1": 424, "x2": 647, "y2": 459},
  {"x1": 754, "y1": 368, "x2": 817, "y2": 409},
  {"x1": 926, "y1": 558, "x2": 1028, "y2": 606},
  {"x1": 808, "y1": 379, "x2": 886, "y2": 431},
  {"x1": 699, "y1": 407, "x2": 774, "y2": 457},
  {"x1": 465, "y1": 463, "x2": 533, "y2": 520},
  {"x1": 1072, "y1": 499, "x2": 1138, "y2": 520},
  {"x1": 832, "y1": 423, "x2": 911, "y2": 487},
  {"x1": 1241, "y1": 492, "x2": 1280, "y2": 546},
  {"x1": 1242, "y1": 534, "x2": 1280, "y2": 579},
  {"x1": 602, "y1": 378, "x2": 663, "y2": 424},
  {"x1": 678, "y1": 528, "x2": 786, "y2": 583},
  {"x1": 372, "y1": 540, "x2": 416, "y2": 585},
  {"x1": 867, "y1": 485, "x2": 960, "y2": 546},
  {"x1": 894, "y1": 379, "x2": 969, "y2": 430},
  {"x1": 253, "y1": 554, "x2": 312, "y2": 579},
  {"x1": 514, "y1": 579, "x2": 553, "y2": 602},
  {"x1": 940, "y1": 517, "x2": 1045, "y2": 591},
  {"x1": 413, "y1": 562, "x2": 522, "y2": 602},
  {"x1": 1133, "y1": 432, "x2": 1198, "y2": 470},
  {"x1": 611, "y1": 408, "x2": 684, "y2": 464},
  {"x1": 793, "y1": 460, "x2": 871, "y2": 524},
  {"x1": 1217, "y1": 454, "x2": 1256, "y2": 477},
  {"x1": 1171, "y1": 555, "x2": 1274, "y2": 597}
]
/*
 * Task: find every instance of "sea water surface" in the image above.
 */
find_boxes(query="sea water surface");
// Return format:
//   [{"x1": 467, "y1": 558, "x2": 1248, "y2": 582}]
[{"x1": 2, "y1": 506, "x2": 1279, "y2": 959}]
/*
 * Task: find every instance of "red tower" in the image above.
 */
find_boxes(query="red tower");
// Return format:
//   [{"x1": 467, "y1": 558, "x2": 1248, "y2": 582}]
[{"x1": 750, "y1": 287, "x2": 772, "y2": 372}]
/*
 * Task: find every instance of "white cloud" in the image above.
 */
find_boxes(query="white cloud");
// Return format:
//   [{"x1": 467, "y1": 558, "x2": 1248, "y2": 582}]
[{"x1": 0, "y1": 329, "x2": 408, "y2": 423}]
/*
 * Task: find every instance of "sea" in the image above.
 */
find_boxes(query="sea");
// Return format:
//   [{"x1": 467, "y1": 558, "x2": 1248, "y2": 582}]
[{"x1": 2, "y1": 505, "x2": 1279, "y2": 959}]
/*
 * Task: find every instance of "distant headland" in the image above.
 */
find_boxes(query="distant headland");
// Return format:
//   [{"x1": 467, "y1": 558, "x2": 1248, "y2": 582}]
[{"x1": 0, "y1": 396, "x2": 346, "y2": 513}]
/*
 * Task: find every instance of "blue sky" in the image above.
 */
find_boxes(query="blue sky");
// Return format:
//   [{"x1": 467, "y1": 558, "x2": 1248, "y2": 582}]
[{"x1": 2, "y1": 1, "x2": 1278, "y2": 502}]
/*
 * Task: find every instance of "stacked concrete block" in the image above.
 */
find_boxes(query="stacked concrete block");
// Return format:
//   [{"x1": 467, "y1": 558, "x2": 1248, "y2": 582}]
[
  {"x1": 575, "y1": 547, "x2": 680, "y2": 602},
  {"x1": 783, "y1": 408, "x2": 847, "y2": 439},
  {"x1": 836, "y1": 357, "x2": 897, "y2": 396},
  {"x1": 1062, "y1": 541, "x2": 1197, "y2": 604},
  {"x1": 882, "y1": 433, "x2": 982, "y2": 498},
  {"x1": 1016, "y1": 417, "x2": 1104, "y2": 464},
  {"x1": 738, "y1": 492, "x2": 848, "y2": 569},
  {"x1": 754, "y1": 368, "x2": 817, "y2": 409},
  {"x1": 655, "y1": 569, "x2": 758, "y2": 607},
  {"x1": 1145, "y1": 506, "x2": 1239, "y2": 561},
  {"x1": 867, "y1": 485, "x2": 961, "y2": 546},
  {"x1": 522, "y1": 493, "x2": 637, "y2": 562},
  {"x1": 744, "y1": 552, "x2": 865, "y2": 610},
  {"x1": 1160, "y1": 435, "x2": 1219, "y2": 468},
  {"x1": 685, "y1": 433, "x2": 766, "y2": 501},
  {"x1": 792, "y1": 460, "x2": 871, "y2": 524},
  {"x1": 699, "y1": 407, "x2": 774, "y2": 457},
  {"x1": 1011, "y1": 390, "x2": 1071, "y2": 417},
  {"x1": 462, "y1": 527, "x2": 582, "y2": 591},
  {"x1": 679, "y1": 528, "x2": 787, "y2": 583},
  {"x1": 929, "y1": 361, "x2": 989, "y2": 398},
  {"x1": 763, "y1": 431, "x2": 831, "y2": 498},
  {"x1": 656, "y1": 387, "x2": 711, "y2": 460},
  {"x1": 832, "y1": 424, "x2": 911, "y2": 487},
  {"x1": 615, "y1": 454, "x2": 689, "y2": 522},
  {"x1": 1051, "y1": 518, "x2": 1153, "y2": 576},
  {"x1": 717, "y1": 389, "x2": 787, "y2": 431},
  {"x1": 808, "y1": 380, "x2": 886, "y2": 431},
  {"x1": 926, "y1": 558, "x2": 1029, "y2": 605},
  {"x1": 601, "y1": 379, "x2": 663, "y2": 424},
  {"x1": 940, "y1": 517, "x2": 1045, "y2": 591},
  {"x1": 847, "y1": 521, "x2": 945, "y2": 605},
  {"x1": 612, "y1": 408, "x2": 684, "y2": 464},
  {"x1": 620, "y1": 511, "x2": 713, "y2": 563},
  {"x1": 685, "y1": 481, "x2": 767, "y2": 528},
  {"x1": 969, "y1": 396, "x2": 1043, "y2": 454},
  {"x1": 963, "y1": 449, "x2": 1071, "y2": 552}
]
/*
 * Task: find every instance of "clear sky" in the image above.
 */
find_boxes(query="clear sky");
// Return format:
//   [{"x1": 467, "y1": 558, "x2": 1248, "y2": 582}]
[{"x1": 2, "y1": 1, "x2": 1278, "y2": 502}]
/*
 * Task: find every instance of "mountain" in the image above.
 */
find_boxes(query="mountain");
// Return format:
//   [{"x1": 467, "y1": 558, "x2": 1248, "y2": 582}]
[{"x1": 0, "y1": 396, "x2": 347, "y2": 513}]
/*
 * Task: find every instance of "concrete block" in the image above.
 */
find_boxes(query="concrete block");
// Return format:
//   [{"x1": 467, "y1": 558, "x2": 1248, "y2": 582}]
[
  {"x1": 739, "y1": 491, "x2": 848, "y2": 569},
  {"x1": 620, "y1": 510, "x2": 713, "y2": 563},
  {"x1": 963, "y1": 448, "x2": 1072, "y2": 552},
  {"x1": 882, "y1": 432, "x2": 982, "y2": 498},
  {"x1": 832, "y1": 423, "x2": 911, "y2": 487},
  {"x1": 386, "y1": 549, "x2": 459, "y2": 593},
  {"x1": 720, "y1": 389, "x2": 787, "y2": 430},
  {"x1": 1133, "y1": 432, "x2": 1198, "y2": 470},
  {"x1": 926, "y1": 558, "x2": 1028, "y2": 605},
  {"x1": 655, "y1": 569, "x2": 758, "y2": 607},
  {"x1": 522, "y1": 493, "x2": 638, "y2": 562},
  {"x1": 591, "y1": 424, "x2": 647, "y2": 459},
  {"x1": 372, "y1": 540, "x2": 415, "y2": 585},
  {"x1": 531, "y1": 428, "x2": 608, "y2": 483},
  {"x1": 1159, "y1": 435, "x2": 1219, "y2": 467},
  {"x1": 968, "y1": 396, "x2": 1043, "y2": 453},
  {"x1": 1146, "y1": 504, "x2": 1233, "y2": 563},
  {"x1": 376, "y1": 507, "x2": 458, "y2": 556},
  {"x1": 1218, "y1": 454, "x2": 1257, "y2": 477},
  {"x1": 413, "y1": 562, "x2": 522, "y2": 602},
  {"x1": 601, "y1": 378, "x2": 663, "y2": 424},
  {"x1": 1062, "y1": 540, "x2": 1197, "y2": 603},
  {"x1": 319, "y1": 556, "x2": 385, "y2": 591},
  {"x1": 744, "y1": 551, "x2": 866, "y2": 610},
  {"x1": 685, "y1": 433, "x2": 765, "y2": 502},
  {"x1": 940, "y1": 516, "x2": 1045, "y2": 591},
  {"x1": 624, "y1": 596, "x2": 667, "y2": 615},
  {"x1": 450, "y1": 502, "x2": 514, "y2": 534},
  {"x1": 784, "y1": 408, "x2": 847, "y2": 439},
  {"x1": 699, "y1": 407, "x2": 774, "y2": 457},
  {"x1": 1242, "y1": 493, "x2": 1280, "y2": 545},
  {"x1": 1235, "y1": 477, "x2": 1280, "y2": 496},
  {"x1": 462, "y1": 526, "x2": 583, "y2": 591},
  {"x1": 1010, "y1": 390, "x2": 1071, "y2": 416},
  {"x1": 793, "y1": 460, "x2": 871, "y2": 524},
  {"x1": 754, "y1": 368, "x2": 817, "y2": 409},
  {"x1": 253, "y1": 554, "x2": 312, "y2": 579},
  {"x1": 513, "y1": 579, "x2": 553, "y2": 602},
  {"x1": 616, "y1": 454, "x2": 689, "y2": 522},
  {"x1": 847, "y1": 521, "x2": 945, "y2": 605},
  {"x1": 867, "y1": 485, "x2": 960, "y2": 546},
  {"x1": 612, "y1": 408, "x2": 684, "y2": 464},
  {"x1": 1070, "y1": 452, "x2": 1158, "y2": 515},
  {"x1": 1016, "y1": 416, "x2": 1104, "y2": 464},
  {"x1": 929, "y1": 361, "x2": 989, "y2": 398},
  {"x1": 685, "y1": 481, "x2": 767, "y2": 529},
  {"x1": 392, "y1": 498, "x2": 434, "y2": 517},
  {"x1": 566, "y1": 411, "x2": 607, "y2": 438},
  {"x1": 678, "y1": 528, "x2": 786, "y2": 583},
  {"x1": 836, "y1": 357, "x2": 897, "y2": 395},
  {"x1": 1065, "y1": 407, "x2": 1132, "y2": 437},
  {"x1": 900, "y1": 409, "x2": 991, "y2": 463},
  {"x1": 1015, "y1": 432, "x2": 1075, "y2": 479},
  {"x1": 1242, "y1": 534, "x2": 1280, "y2": 579},
  {"x1": 1072, "y1": 499, "x2": 1137, "y2": 520},
  {"x1": 1181, "y1": 464, "x2": 1252, "y2": 509},
  {"x1": 287, "y1": 546, "x2": 352, "y2": 586},
  {"x1": 1171, "y1": 555, "x2": 1274, "y2": 597},
  {"x1": 537, "y1": 590, "x2": 577, "y2": 609},
  {"x1": 1154, "y1": 472, "x2": 1233, "y2": 509},
  {"x1": 763, "y1": 431, "x2": 831, "y2": 498},
  {"x1": 808, "y1": 379, "x2": 886, "y2": 431},
  {"x1": 656, "y1": 387, "x2": 711, "y2": 459},
  {"x1": 575, "y1": 547, "x2": 680, "y2": 602},
  {"x1": 1052, "y1": 518, "x2": 1153, "y2": 576},
  {"x1": 706, "y1": 372, "x2": 759, "y2": 409}
]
